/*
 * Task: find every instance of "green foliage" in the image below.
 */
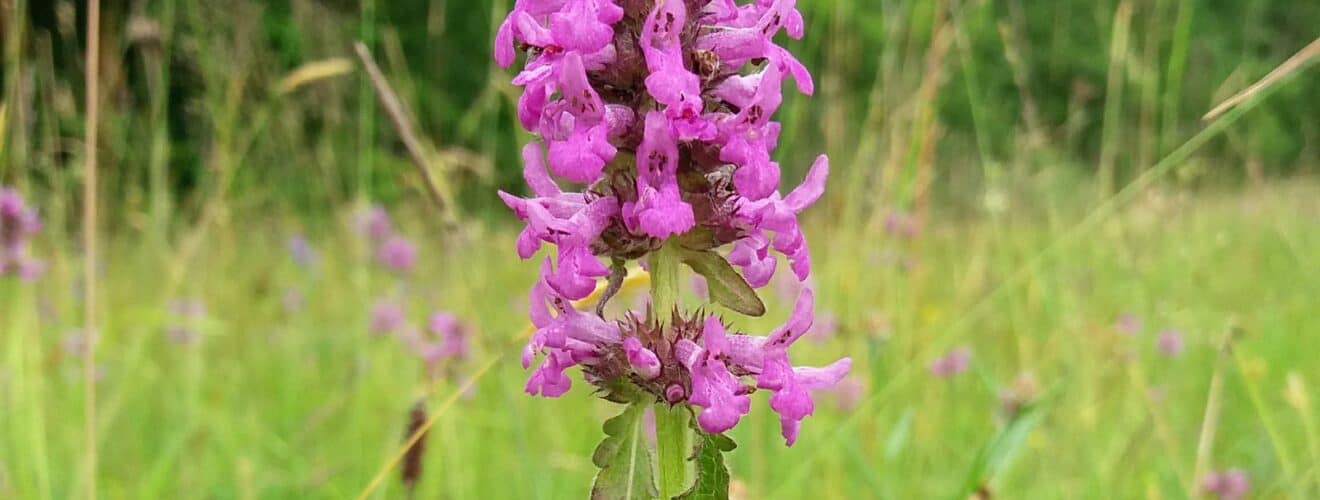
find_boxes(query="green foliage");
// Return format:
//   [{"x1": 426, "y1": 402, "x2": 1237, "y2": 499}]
[
  {"x1": 677, "y1": 247, "x2": 766, "y2": 317},
  {"x1": 677, "y1": 422, "x2": 737, "y2": 500},
  {"x1": 5, "y1": 0, "x2": 1318, "y2": 220},
  {"x1": 592, "y1": 401, "x2": 660, "y2": 500}
]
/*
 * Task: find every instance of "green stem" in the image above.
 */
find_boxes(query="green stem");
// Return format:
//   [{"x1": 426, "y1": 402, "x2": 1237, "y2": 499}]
[
  {"x1": 649, "y1": 240, "x2": 681, "y2": 325},
  {"x1": 654, "y1": 402, "x2": 694, "y2": 498},
  {"x1": 649, "y1": 241, "x2": 693, "y2": 498}
]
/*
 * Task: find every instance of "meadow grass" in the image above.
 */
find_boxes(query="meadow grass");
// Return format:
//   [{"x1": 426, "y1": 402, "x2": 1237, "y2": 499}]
[
  {"x1": 3, "y1": 0, "x2": 1319, "y2": 498},
  {"x1": 2, "y1": 179, "x2": 1317, "y2": 499}
]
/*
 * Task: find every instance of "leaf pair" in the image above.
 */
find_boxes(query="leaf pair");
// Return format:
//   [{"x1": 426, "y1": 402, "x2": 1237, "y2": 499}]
[{"x1": 592, "y1": 403, "x2": 738, "y2": 500}]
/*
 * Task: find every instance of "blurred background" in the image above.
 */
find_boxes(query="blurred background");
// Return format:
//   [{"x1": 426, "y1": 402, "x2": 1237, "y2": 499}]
[{"x1": 1, "y1": 0, "x2": 1317, "y2": 498}]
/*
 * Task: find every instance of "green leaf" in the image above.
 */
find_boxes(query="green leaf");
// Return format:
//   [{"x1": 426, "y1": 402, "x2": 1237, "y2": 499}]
[
  {"x1": 677, "y1": 421, "x2": 737, "y2": 500},
  {"x1": 592, "y1": 402, "x2": 660, "y2": 500},
  {"x1": 677, "y1": 248, "x2": 766, "y2": 317}
]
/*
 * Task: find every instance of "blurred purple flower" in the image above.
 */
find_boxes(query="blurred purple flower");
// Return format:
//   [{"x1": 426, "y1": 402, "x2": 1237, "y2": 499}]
[
  {"x1": 61, "y1": 329, "x2": 98, "y2": 358},
  {"x1": 826, "y1": 375, "x2": 865, "y2": 411},
  {"x1": 0, "y1": 187, "x2": 44, "y2": 281},
  {"x1": 1202, "y1": 468, "x2": 1250, "y2": 500},
  {"x1": 356, "y1": 205, "x2": 394, "y2": 242},
  {"x1": 396, "y1": 312, "x2": 472, "y2": 380},
  {"x1": 166, "y1": 325, "x2": 199, "y2": 345},
  {"x1": 884, "y1": 210, "x2": 920, "y2": 239},
  {"x1": 165, "y1": 298, "x2": 206, "y2": 345},
  {"x1": 376, "y1": 237, "x2": 417, "y2": 274},
  {"x1": 423, "y1": 312, "x2": 470, "y2": 363},
  {"x1": 282, "y1": 288, "x2": 305, "y2": 312},
  {"x1": 168, "y1": 298, "x2": 207, "y2": 319},
  {"x1": 1114, "y1": 313, "x2": 1142, "y2": 335},
  {"x1": 1156, "y1": 329, "x2": 1184, "y2": 357},
  {"x1": 807, "y1": 311, "x2": 839, "y2": 343},
  {"x1": 929, "y1": 346, "x2": 972, "y2": 378},
  {"x1": 370, "y1": 300, "x2": 406, "y2": 336},
  {"x1": 287, "y1": 234, "x2": 317, "y2": 268}
]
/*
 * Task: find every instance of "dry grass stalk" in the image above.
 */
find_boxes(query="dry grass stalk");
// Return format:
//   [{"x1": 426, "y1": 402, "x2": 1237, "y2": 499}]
[
  {"x1": 82, "y1": 0, "x2": 103, "y2": 497},
  {"x1": 1203, "y1": 37, "x2": 1320, "y2": 121},
  {"x1": 401, "y1": 400, "x2": 429, "y2": 498}
]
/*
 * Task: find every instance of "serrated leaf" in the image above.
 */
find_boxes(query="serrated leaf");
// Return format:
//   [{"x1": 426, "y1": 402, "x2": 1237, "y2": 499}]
[
  {"x1": 592, "y1": 402, "x2": 659, "y2": 500},
  {"x1": 678, "y1": 248, "x2": 766, "y2": 317},
  {"x1": 677, "y1": 422, "x2": 736, "y2": 500}
]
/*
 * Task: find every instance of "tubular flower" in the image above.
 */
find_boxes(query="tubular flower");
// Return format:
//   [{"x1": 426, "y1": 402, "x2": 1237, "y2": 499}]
[
  {"x1": 496, "y1": 0, "x2": 846, "y2": 445},
  {"x1": 0, "y1": 188, "x2": 44, "y2": 281}
]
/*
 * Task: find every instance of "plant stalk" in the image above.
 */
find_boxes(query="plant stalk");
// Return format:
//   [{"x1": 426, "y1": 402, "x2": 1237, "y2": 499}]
[
  {"x1": 654, "y1": 402, "x2": 694, "y2": 498},
  {"x1": 649, "y1": 241, "x2": 693, "y2": 498}
]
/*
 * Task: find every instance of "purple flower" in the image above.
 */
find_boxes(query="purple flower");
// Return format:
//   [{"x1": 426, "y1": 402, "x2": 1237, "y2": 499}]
[
  {"x1": 807, "y1": 311, "x2": 839, "y2": 343},
  {"x1": 624, "y1": 336, "x2": 661, "y2": 380},
  {"x1": 883, "y1": 210, "x2": 920, "y2": 239},
  {"x1": 1114, "y1": 312, "x2": 1142, "y2": 336},
  {"x1": 1202, "y1": 469, "x2": 1250, "y2": 500},
  {"x1": 396, "y1": 311, "x2": 472, "y2": 379},
  {"x1": 168, "y1": 298, "x2": 207, "y2": 319},
  {"x1": 423, "y1": 312, "x2": 471, "y2": 362},
  {"x1": 376, "y1": 237, "x2": 417, "y2": 274},
  {"x1": 165, "y1": 298, "x2": 207, "y2": 345},
  {"x1": 356, "y1": 205, "x2": 394, "y2": 242},
  {"x1": 282, "y1": 288, "x2": 305, "y2": 312},
  {"x1": 61, "y1": 329, "x2": 98, "y2": 358},
  {"x1": 826, "y1": 375, "x2": 865, "y2": 411},
  {"x1": 166, "y1": 325, "x2": 199, "y2": 345},
  {"x1": 287, "y1": 234, "x2": 317, "y2": 268},
  {"x1": 370, "y1": 300, "x2": 406, "y2": 336},
  {"x1": 929, "y1": 346, "x2": 972, "y2": 378},
  {"x1": 676, "y1": 317, "x2": 753, "y2": 434},
  {"x1": 496, "y1": 0, "x2": 838, "y2": 446},
  {"x1": 0, "y1": 187, "x2": 44, "y2": 281},
  {"x1": 1156, "y1": 329, "x2": 1184, "y2": 357}
]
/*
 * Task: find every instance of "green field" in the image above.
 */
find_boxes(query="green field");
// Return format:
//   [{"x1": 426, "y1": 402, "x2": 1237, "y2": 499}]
[
  {"x1": 3, "y1": 0, "x2": 1319, "y2": 498},
  {"x1": 3, "y1": 179, "x2": 1317, "y2": 498}
]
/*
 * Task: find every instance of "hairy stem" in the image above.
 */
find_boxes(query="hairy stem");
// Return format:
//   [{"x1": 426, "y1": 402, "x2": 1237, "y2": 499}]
[
  {"x1": 650, "y1": 240, "x2": 693, "y2": 497},
  {"x1": 654, "y1": 402, "x2": 694, "y2": 498},
  {"x1": 649, "y1": 240, "x2": 681, "y2": 328}
]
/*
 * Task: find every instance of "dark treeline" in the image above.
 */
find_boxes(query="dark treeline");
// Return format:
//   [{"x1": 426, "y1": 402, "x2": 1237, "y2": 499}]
[{"x1": 2, "y1": 0, "x2": 1316, "y2": 221}]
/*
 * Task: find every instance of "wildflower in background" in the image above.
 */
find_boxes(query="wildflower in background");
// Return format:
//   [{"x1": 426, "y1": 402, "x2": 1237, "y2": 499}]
[
  {"x1": 287, "y1": 234, "x2": 318, "y2": 268},
  {"x1": 496, "y1": 0, "x2": 844, "y2": 494},
  {"x1": 807, "y1": 310, "x2": 839, "y2": 343},
  {"x1": 1201, "y1": 469, "x2": 1250, "y2": 500},
  {"x1": 826, "y1": 375, "x2": 865, "y2": 411},
  {"x1": 168, "y1": 298, "x2": 207, "y2": 319},
  {"x1": 930, "y1": 346, "x2": 972, "y2": 378},
  {"x1": 165, "y1": 298, "x2": 207, "y2": 345},
  {"x1": 356, "y1": 205, "x2": 394, "y2": 243},
  {"x1": 61, "y1": 328, "x2": 98, "y2": 358},
  {"x1": 282, "y1": 287, "x2": 305, "y2": 312},
  {"x1": 1156, "y1": 328, "x2": 1184, "y2": 357},
  {"x1": 0, "y1": 187, "x2": 44, "y2": 281},
  {"x1": 421, "y1": 312, "x2": 470, "y2": 363},
  {"x1": 376, "y1": 236, "x2": 417, "y2": 275},
  {"x1": 1114, "y1": 312, "x2": 1142, "y2": 335},
  {"x1": 883, "y1": 210, "x2": 920, "y2": 239},
  {"x1": 370, "y1": 300, "x2": 406, "y2": 336}
]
